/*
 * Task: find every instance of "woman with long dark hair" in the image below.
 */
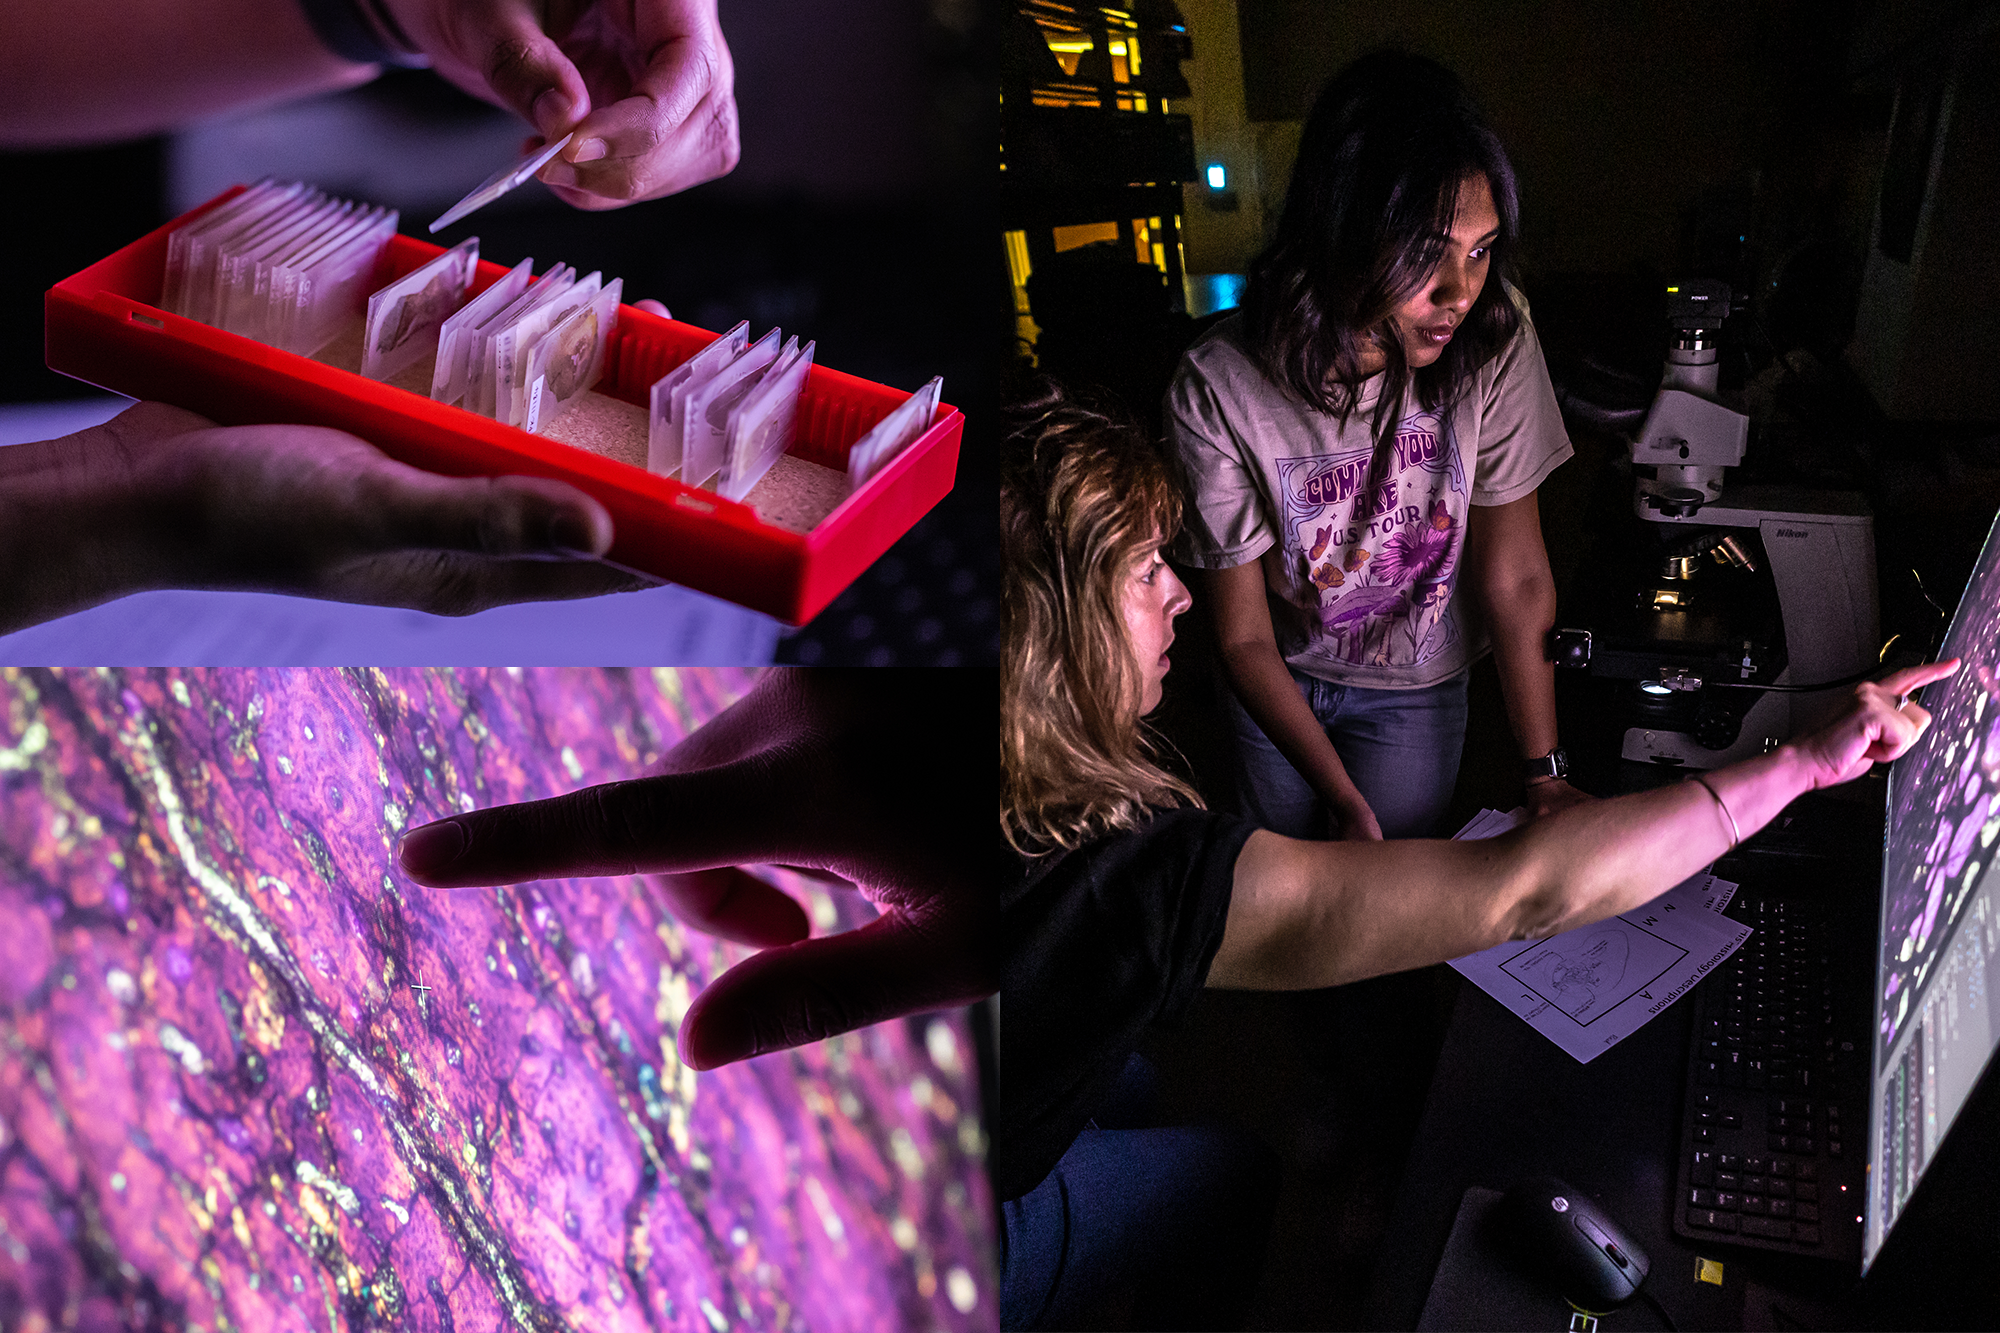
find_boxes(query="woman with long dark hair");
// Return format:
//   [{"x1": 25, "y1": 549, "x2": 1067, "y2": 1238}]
[
  {"x1": 1000, "y1": 388, "x2": 1950, "y2": 1330},
  {"x1": 1168, "y1": 50, "x2": 1583, "y2": 841}
]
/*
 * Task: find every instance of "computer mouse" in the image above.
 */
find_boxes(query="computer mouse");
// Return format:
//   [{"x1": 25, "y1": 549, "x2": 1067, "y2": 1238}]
[{"x1": 1496, "y1": 1174, "x2": 1651, "y2": 1311}]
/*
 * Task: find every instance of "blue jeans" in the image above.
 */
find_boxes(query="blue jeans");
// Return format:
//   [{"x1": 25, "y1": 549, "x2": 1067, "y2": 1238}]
[
  {"x1": 999, "y1": 1056, "x2": 1279, "y2": 1331},
  {"x1": 1226, "y1": 665, "x2": 1470, "y2": 839}
]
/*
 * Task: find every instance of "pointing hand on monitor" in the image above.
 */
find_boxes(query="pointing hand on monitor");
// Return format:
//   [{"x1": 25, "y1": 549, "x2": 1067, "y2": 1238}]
[
  {"x1": 396, "y1": 668, "x2": 996, "y2": 1070},
  {"x1": 1793, "y1": 659, "x2": 1958, "y2": 788}
]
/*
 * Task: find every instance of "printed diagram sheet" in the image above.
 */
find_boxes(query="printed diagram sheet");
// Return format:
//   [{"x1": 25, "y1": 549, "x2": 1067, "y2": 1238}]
[{"x1": 1447, "y1": 808, "x2": 1751, "y2": 1062}]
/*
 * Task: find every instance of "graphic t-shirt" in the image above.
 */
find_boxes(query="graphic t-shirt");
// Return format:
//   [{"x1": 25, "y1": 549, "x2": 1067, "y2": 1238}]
[{"x1": 1166, "y1": 291, "x2": 1572, "y2": 689}]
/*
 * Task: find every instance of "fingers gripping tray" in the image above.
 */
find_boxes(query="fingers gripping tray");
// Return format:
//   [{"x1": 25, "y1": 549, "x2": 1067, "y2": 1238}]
[{"x1": 45, "y1": 186, "x2": 961, "y2": 626}]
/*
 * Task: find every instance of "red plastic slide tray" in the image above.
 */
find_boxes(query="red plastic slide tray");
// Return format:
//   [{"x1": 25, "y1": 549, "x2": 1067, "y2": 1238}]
[{"x1": 45, "y1": 187, "x2": 961, "y2": 626}]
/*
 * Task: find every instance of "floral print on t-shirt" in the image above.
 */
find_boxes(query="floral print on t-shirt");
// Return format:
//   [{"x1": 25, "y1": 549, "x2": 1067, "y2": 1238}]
[{"x1": 1274, "y1": 408, "x2": 1468, "y2": 670}]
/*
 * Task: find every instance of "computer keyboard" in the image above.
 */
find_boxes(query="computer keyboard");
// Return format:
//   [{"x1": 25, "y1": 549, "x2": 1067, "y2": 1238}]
[{"x1": 1671, "y1": 892, "x2": 1867, "y2": 1262}]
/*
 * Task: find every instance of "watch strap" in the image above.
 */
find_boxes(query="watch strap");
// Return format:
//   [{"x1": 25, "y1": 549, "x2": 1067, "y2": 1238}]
[{"x1": 1523, "y1": 748, "x2": 1567, "y2": 781}]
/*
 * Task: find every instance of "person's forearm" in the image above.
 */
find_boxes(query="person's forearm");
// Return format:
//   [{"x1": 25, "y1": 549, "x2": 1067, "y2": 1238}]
[
  {"x1": 1217, "y1": 665, "x2": 1942, "y2": 991},
  {"x1": 1504, "y1": 743, "x2": 1813, "y2": 939},
  {"x1": 1218, "y1": 637, "x2": 1362, "y2": 806},
  {"x1": 1218, "y1": 742, "x2": 1814, "y2": 990},
  {"x1": 1, "y1": 1, "x2": 374, "y2": 148},
  {"x1": 1477, "y1": 560, "x2": 1560, "y2": 762}
]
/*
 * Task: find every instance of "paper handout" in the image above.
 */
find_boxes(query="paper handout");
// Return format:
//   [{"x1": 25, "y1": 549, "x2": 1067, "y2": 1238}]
[{"x1": 1446, "y1": 807, "x2": 1749, "y2": 1063}]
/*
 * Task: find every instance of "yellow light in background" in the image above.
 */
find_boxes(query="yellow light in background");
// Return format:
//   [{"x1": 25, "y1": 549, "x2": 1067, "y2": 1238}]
[
  {"x1": 1003, "y1": 231, "x2": 1033, "y2": 313},
  {"x1": 1148, "y1": 216, "x2": 1167, "y2": 274},
  {"x1": 1033, "y1": 86, "x2": 1106, "y2": 109},
  {"x1": 1018, "y1": 313, "x2": 1042, "y2": 360},
  {"x1": 1036, "y1": 22, "x2": 1091, "y2": 78},
  {"x1": 1109, "y1": 39, "x2": 1130, "y2": 83},
  {"x1": 1052, "y1": 221, "x2": 1119, "y2": 253},
  {"x1": 1132, "y1": 217, "x2": 1150, "y2": 267},
  {"x1": 1128, "y1": 34, "x2": 1143, "y2": 77}
]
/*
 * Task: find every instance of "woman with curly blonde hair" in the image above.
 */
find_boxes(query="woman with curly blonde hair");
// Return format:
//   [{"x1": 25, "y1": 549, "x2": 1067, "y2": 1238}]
[
  {"x1": 1001, "y1": 386, "x2": 1198, "y2": 855},
  {"x1": 999, "y1": 385, "x2": 1953, "y2": 1330}
]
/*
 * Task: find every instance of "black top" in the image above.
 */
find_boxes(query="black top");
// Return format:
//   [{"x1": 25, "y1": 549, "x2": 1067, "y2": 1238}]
[{"x1": 997, "y1": 807, "x2": 1259, "y2": 1202}]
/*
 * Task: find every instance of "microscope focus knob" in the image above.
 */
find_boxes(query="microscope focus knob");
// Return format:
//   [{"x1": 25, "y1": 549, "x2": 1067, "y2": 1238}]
[{"x1": 1694, "y1": 698, "x2": 1742, "y2": 752}]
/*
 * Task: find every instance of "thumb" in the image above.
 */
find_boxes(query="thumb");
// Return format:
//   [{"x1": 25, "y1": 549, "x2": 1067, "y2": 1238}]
[
  {"x1": 463, "y1": 6, "x2": 593, "y2": 139},
  {"x1": 367, "y1": 471, "x2": 614, "y2": 558},
  {"x1": 1818, "y1": 713, "x2": 1892, "y2": 787},
  {"x1": 678, "y1": 907, "x2": 996, "y2": 1069}
]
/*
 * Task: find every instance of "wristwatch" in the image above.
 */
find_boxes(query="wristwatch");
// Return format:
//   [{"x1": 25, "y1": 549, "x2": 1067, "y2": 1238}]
[{"x1": 1523, "y1": 748, "x2": 1568, "y2": 783}]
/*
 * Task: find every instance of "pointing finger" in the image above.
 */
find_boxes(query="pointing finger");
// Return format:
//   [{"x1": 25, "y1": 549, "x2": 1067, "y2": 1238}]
[
  {"x1": 397, "y1": 756, "x2": 801, "y2": 887},
  {"x1": 1881, "y1": 658, "x2": 1961, "y2": 702}
]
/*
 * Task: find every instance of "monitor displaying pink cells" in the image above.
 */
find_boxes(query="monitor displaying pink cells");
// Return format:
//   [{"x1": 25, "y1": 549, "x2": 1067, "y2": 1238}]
[{"x1": 0, "y1": 668, "x2": 994, "y2": 1332}]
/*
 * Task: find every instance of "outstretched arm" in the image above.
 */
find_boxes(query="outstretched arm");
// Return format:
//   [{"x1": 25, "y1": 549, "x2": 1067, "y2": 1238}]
[{"x1": 1208, "y1": 661, "x2": 1955, "y2": 989}]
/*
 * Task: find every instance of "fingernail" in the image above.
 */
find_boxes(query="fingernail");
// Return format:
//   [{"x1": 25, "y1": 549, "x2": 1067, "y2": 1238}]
[
  {"x1": 532, "y1": 89, "x2": 571, "y2": 134},
  {"x1": 547, "y1": 511, "x2": 602, "y2": 556},
  {"x1": 398, "y1": 820, "x2": 466, "y2": 876},
  {"x1": 682, "y1": 1014, "x2": 755, "y2": 1070},
  {"x1": 571, "y1": 138, "x2": 608, "y2": 164}
]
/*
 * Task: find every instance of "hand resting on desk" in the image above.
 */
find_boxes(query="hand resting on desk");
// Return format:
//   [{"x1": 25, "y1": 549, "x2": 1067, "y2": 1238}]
[{"x1": 1207, "y1": 660, "x2": 1957, "y2": 992}]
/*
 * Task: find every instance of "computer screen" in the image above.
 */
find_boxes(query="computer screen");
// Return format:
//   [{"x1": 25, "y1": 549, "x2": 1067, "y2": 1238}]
[
  {"x1": 1868, "y1": 511, "x2": 2000, "y2": 1270},
  {"x1": 0, "y1": 669, "x2": 995, "y2": 1331}
]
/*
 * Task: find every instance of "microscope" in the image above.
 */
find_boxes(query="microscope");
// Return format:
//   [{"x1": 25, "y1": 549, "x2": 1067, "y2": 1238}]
[{"x1": 1566, "y1": 279, "x2": 1879, "y2": 770}]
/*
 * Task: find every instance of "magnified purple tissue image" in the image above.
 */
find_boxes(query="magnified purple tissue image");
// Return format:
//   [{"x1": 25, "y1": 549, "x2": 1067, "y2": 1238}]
[{"x1": 0, "y1": 668, "x2": 993, "y2": 1332}]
